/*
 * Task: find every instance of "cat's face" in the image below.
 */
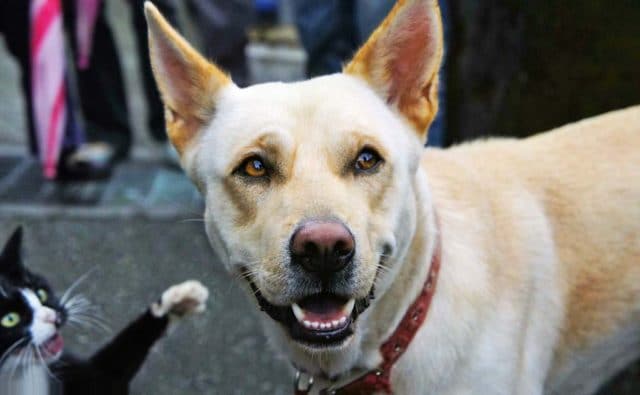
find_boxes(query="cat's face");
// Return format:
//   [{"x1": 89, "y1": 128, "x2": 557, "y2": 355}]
[{"x1": 0, "y1": 228, "x2": 67, "y2": 367}]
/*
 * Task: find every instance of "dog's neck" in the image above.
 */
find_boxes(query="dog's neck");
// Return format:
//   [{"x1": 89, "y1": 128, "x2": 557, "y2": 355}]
[
  {"x1": 356, "y1": 167, "x2": 439, "y2": 360},
  {"x1": 286, "y1": 167, "x2": 439, "y2": 385}
]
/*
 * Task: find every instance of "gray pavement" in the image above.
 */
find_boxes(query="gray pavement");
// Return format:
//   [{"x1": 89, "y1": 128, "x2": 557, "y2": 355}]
[{"x1": 0, "y1": 218, "x2": 290, "y2": 395}]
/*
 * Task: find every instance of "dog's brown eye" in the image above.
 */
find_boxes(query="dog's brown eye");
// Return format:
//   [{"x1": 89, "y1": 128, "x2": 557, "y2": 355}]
[
  {"x1": 242, "y1": 157, "x2": 267, "y2": 177},
  {"x1": 355, "y1": 149, "x2": 382, "y2": 172}
]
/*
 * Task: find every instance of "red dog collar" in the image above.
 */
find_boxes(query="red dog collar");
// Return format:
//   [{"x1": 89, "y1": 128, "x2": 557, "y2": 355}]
[{"x1": 295, "y1": 225, "x2": 442, "y2": 395}]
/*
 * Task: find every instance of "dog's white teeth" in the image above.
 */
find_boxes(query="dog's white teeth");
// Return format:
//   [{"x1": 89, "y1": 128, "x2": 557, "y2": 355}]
[
  {"x1": 293, "y1": 299, "x2": 354, "y2": 331},
  {"x1": 343, "y1": 299, "x2": 356, "y2": 316},
  {"x1": 292, "y1": 303, "x2": 305, "y2": 323},
  {"x1": 299, "y1": 318, "x2": 348, "y2": 330}
]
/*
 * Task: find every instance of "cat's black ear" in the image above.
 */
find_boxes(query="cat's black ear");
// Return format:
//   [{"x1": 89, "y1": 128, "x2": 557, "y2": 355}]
[{"x1": 0, "y1": 227, "x2": 26, "y2": 279}]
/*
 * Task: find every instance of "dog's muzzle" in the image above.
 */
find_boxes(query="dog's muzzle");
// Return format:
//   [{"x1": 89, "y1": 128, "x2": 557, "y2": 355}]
[{"x1": 244, "y1": 219, "x2": 376, "y2": 347}]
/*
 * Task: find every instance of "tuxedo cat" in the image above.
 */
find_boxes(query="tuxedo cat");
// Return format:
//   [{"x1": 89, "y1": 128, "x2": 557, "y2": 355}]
[{"x1": 0, "y1": 227, "x2": 209, "y2": 395}]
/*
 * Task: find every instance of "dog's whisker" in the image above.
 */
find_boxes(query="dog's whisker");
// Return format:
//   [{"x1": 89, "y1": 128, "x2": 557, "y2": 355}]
[
  {"x1": 375, "y1": 264, "x2": 392, "y2": 275},
  {"x1": 178, "y1": 218, "x2": 204, "y2": 223}
]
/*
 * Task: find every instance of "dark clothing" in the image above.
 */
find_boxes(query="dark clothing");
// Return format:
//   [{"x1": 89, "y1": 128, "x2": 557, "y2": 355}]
[
  {"x1": 62, "y1": 0, "x2": 132, "y2": 158},
  {"x1": 130, "y1": 0, "x2": 178, "y2": 140},
  {"x1": 294, "y1": 0, "x2": 394, "y2": 77},
  {"x1": 61, "y1": 0, "x2": 181, "y2": 157},
  {"x1": 186, "y1": 0, "x2": 255, "y2": 87},
  {"x1": 0, "y1": 0, "x2": 43, "y2": 155}
]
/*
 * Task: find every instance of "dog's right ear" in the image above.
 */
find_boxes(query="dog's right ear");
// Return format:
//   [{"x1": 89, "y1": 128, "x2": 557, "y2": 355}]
[
  {"x1": 344, "y1": 0, "x2": 443, "y2": 143},
  {"x1": 144, "y1": 2, "x2": 232, "y2": 155}
]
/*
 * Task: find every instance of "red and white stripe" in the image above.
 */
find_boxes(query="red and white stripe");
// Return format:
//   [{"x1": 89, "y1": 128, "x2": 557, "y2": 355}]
[
  {"x1": 30, "y1": 0, "x2": 67, "y2": 179},
  {"x1": 75, "y1": 0, "x2": 101, "y2": 69}
]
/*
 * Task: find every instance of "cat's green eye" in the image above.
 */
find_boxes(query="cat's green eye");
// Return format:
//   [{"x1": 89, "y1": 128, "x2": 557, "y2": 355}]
[
  {"x1": 36, "y1": 289, "x2": 48, "y2": 303},
  {"x1": 1, "y1": 312, "x2": 20, "y2": 328}
]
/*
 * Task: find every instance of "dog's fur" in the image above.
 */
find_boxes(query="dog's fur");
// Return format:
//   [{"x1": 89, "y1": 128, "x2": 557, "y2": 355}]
[{"x1": 144, "y1": 1, "x2": 640, "y2": 393}]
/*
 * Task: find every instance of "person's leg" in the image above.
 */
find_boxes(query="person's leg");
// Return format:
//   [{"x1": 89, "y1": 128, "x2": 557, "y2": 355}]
[
  {"x1": 0, "y1": 0, "x2": 38, "y2": 155},
  {"x1": 185, "y1": 0, "x2": 254, "y2": 86},
  {"x1": 63, "y1": 0, "x2": 132, "y2": 159},
  {"x1": 425, "y1": 0, "x2": 450, "y2": 147},
  {"x1": 354, "y1": 0, "x2": 394, "y2": 42},
  {"x1": 129, "y1": 0, "x2": 179, "y2": 142},
  {"x1": 294, "y1": 0, "x2": 356, "y2": 76}
]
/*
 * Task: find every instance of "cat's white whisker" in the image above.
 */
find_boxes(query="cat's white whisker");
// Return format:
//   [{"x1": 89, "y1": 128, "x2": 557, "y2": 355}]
[
  {"x1": 60, "y1": 267, "x2": 99, "y2": 305},
  {"x1": 8, "y1": 346, "x2": 29, "y2": 383},
  {"x1": 67, "y1": 312, "x2": 112, "y2": 333},
  {"x1": 0, "y1": 337, "x2": 27, "y2": 368},
  {"x1": 64, "y1": 297, "x2": 93, "y2": 312},
  {"x1": 65, "y1": 293, "x2": 113, "y2": 334},
  {"x1": 26, "y1": 347, "x2": 37, "y2": 392},
  {"x1": 64, "y1": 294, "x2": 111, "y2": 334},
  {"x1": 33, "y1": 344, "x2": 55, "y2": 379}
]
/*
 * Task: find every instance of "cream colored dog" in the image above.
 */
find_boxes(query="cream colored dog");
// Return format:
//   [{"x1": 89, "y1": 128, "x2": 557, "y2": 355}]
[{"x1": 144, "y1": 1, "x2": 640, "y2": 394}]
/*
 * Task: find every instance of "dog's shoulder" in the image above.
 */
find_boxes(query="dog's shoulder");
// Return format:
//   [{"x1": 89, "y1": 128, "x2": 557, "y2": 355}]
[{"x1": 424, "y1": 106, "x2": 640, "y2": 387}]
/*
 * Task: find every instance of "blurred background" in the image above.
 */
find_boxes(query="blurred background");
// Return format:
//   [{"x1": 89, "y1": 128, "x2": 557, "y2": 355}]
[{"x1": 0, "y1": 0, "x2": 638, "y2": 394}]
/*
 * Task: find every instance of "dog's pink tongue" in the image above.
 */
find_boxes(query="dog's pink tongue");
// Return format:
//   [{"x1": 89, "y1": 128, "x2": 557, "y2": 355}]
[{"x1": 299, "y1": 295, "x2": 348, "y2": 321}]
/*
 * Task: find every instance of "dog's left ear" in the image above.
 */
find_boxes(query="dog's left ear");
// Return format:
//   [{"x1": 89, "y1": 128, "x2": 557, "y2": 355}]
[
  {"x1": 144, "y1": 2, "x2": 232, "y2": 155},
  {"x1": 344, "y1": 0, "x2": 443, "y2": 142}
]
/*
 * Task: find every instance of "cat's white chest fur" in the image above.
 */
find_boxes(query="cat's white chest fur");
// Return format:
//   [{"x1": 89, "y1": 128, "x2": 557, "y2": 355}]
[{"x1": 0, "y1": 361, "x2": 50, "y2": 395}]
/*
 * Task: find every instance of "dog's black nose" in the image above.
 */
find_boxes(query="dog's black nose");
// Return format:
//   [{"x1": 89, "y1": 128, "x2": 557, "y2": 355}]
[{"x1": 290, "y1": 220, "x2": 355, "y2": 274}]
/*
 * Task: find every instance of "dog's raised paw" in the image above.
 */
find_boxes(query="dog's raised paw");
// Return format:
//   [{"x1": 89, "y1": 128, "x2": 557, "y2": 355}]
[{"x1": 151, "y1": 280, "x2": 209, "y2": 318}]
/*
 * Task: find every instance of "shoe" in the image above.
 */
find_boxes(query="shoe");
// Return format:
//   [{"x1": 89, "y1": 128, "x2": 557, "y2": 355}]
[{"x1": 56, "y1": 142, "x2": 116, "y2": 182}]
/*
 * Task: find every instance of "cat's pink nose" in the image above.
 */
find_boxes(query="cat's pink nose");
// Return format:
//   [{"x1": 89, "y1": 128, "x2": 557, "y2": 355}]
[{"x1": 38, "y1": 308, "x2": 57, "y2": 325}]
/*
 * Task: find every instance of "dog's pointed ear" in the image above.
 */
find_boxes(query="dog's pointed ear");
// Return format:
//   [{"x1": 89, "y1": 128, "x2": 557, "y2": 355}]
[
  {"x1": 344, "y1": 0, "x2": 443, "y2": 142},
  {"x1": 144, "y1": 2, "x2": 232, "y2": 155}
]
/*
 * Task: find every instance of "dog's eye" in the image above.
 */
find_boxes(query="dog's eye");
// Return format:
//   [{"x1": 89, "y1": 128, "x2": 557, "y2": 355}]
[
  {"x1": 355, "y1": 149, "x2": 382, "y2": 172},
  {"x1": 240, "y1": 156, "x2": 268, "y2": 178}
]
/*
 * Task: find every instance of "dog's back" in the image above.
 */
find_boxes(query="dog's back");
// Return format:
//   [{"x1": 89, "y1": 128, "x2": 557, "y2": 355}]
[{"x1": 425, "y1": 105, "x2": 640, "y2": 394}]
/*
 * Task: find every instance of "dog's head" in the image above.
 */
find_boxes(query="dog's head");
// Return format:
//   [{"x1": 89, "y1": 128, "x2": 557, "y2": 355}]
[{"x1": 145, "y1": 0, "x2": 442, "y2": 353}]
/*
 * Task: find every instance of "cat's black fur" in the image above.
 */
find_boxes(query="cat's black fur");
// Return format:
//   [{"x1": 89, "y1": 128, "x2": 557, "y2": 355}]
[{"x1": 0, "y1": 228, "x2": 171, "y2": 395}]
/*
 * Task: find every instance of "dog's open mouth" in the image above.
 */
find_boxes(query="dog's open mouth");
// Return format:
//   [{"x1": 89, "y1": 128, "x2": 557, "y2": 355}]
[
  {"x1": 291, "y1": 294, "x2": 355, "y2": 343},
  {"x1": 247, "y1": 278, "x2": 373, "y2": 347}
]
